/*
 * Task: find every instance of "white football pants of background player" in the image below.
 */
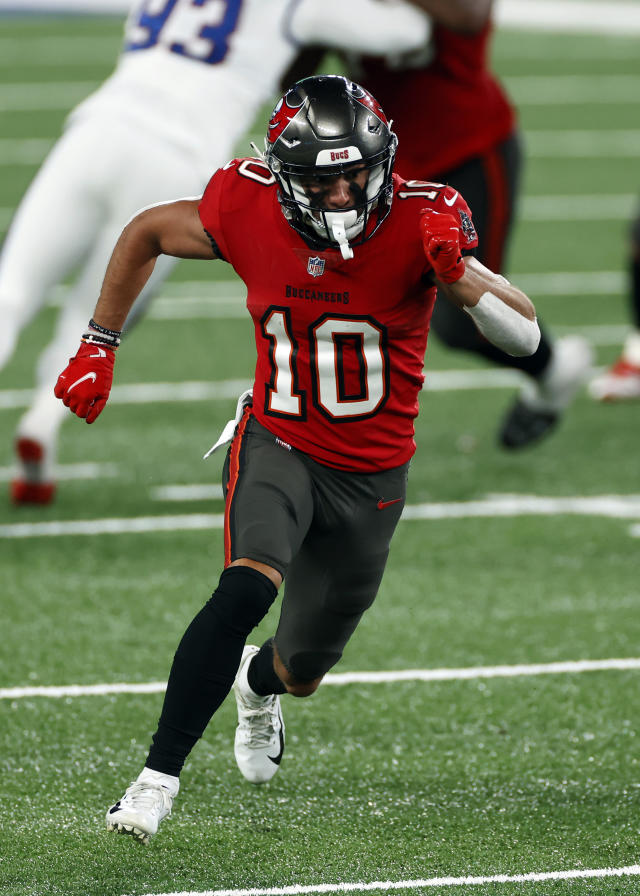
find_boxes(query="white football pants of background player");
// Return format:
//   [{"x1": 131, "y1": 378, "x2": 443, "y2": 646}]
[{"x1": 0, "y1": 116, "x2": 200, "y2": 482}]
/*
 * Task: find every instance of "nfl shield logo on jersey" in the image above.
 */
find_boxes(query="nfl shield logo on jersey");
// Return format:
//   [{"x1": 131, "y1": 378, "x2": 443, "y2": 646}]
[{"x1": 307, "y1": 256, "x2": 325, "y2": 278}]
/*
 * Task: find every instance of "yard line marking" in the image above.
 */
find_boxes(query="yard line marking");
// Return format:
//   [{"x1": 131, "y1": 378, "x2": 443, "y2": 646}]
[
  {"x1": 505, "y1": 75, "x2": 640, "y2": 105},
  {"x1": 515, "y1": 270, "x2": 624, "y2": 295},
  {"x1": 521, "y1": 193, "x2": 637, "y2": 220},
  {"x1": 0, "y1": 378, "x2": 253, "y2": 409},
  {"x1": 402, "y1": 494, "x2": 640, "y2": 520},
  {"x1": 41, "y1": 269, "x2": 626, "y2": 312},
  {"x1": 0, "y1": 371, "x2": 524, "y2": 410},
  {"x1": 1, "y1": 77, "x2": 639, "y2": 113},
  {"x1": 2, "y1": 195, "x2": 635, "y2": 226},
  {"x1": 497, "y1": 0, "x2": 640, "y2": 35},
  {"x1": 6, "y1": 271, "x2": 624, "y2": 329},
  {"x1": 0, "y1": 461, "x2": 117, "y2": 482},
  {"x1": 3, "y1": 133, "x2": 640, "y2": 167},
  {"x1": 1, "y1": 495, "x2": 639, "y2": 539},
  {"x1": 0, "y1": 512, "x2": 225, "y2": 538},
  {"x1": 630, "y1": 523, "x2": 640, "y2": 538},
  {"x1": 150, "y1": 484, "x2": 224, "y2": 501},
  {"x1": 555, "y1": 323, "x2": 631, "y2": 345},
  {"x1": 0, "y1": 138, "x2": 53, "y2": 164},
  {"x1": 0, "y1": 81, "x2": 98, "y2": 111},
  {"x1": 0, "y1": 36, "x2": 119, "y2": 64},
  {"x1": 4, "y1": 658, "x2": 640, "y2": 700},
  {"x1": 526, "y1": 130, "x2": 640, "y2": 156},
  {"x1": 124, "y1": 863, "x2": 640, "y2": 895}
]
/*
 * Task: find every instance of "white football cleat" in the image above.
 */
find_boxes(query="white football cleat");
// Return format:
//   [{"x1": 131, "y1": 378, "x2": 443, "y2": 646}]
[
  {"x1": 233, "y1": 645, "x2": 285, "y2": 784},
  {"x1": 106, "y1": 767, "x2": 179, "y2": 844}
]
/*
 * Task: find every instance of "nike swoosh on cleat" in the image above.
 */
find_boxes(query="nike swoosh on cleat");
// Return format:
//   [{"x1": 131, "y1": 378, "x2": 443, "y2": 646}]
[
  {"x1": 377, "y1": 498, "x2": 403, "y2": 510},
  {"x1": 267, "y1": 727, "x2": 285, "y2": 766},
  {"x1": 108, "y1": 802, "x2": 122, "y2": 814},
  {"x1": 444, "y1": 191, "x2": 459, "y2": 206},
  {"x1": 67, "y1": 372, "x2": 97, "y2": 393}
]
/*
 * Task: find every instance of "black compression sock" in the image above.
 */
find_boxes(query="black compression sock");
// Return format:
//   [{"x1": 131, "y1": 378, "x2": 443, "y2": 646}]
[
  {"x1": 145, "y1": 567, "x2": 277, "y2": 776},
  {"x1": 247, "y1": 638, "x2": 287, "y2": 697}
]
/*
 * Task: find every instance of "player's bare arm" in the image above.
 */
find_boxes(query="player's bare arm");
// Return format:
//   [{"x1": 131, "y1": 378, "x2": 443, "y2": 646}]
[
  {"x1": 407, "y1": 0, "x2": 492, "y2": 32},
  {"x1": 440, "y1": 256, "x2": 535, "y2": 321},
  {"x1": 441, "y1": 257, "x2": 540, "y2": 357},
  {"x1": 93, "y1": 199, "x2": 215, "y2": 332},
  {"x1": 420, "y1": 207, "x2": 539, "y2": 357},
  {"x1": 54, "y1": 198, "x2": 215, "y2": 423}
]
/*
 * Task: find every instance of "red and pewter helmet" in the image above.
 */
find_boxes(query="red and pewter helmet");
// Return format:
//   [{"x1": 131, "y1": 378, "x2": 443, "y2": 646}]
[{"x1": 264, "y1": 75, "x2": 398, "y2": 259}]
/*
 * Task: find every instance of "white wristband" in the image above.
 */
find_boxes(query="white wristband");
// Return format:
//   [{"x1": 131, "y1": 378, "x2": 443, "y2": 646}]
[{"x1": 463, "y1": 291, "x2": 541, "y2": 357}]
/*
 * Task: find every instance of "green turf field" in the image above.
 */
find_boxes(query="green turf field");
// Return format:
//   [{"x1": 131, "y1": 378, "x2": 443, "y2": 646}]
[{"x1": 1, "y1": 13, "x2": 640, "y2": 896}]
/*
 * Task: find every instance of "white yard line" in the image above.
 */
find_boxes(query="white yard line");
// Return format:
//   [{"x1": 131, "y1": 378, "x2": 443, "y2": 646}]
[
  {"x1": 4, "y1": 657, "x2": 640, "y2": 700},
  {"x1": 521, "y1": 193, "x2": 637, "y2": 220},
  {"x1": 0, "y1": 81, "x2": 98, "y2": 111},
  {"x1": 526, "y1": 130, "x2": 640, "y2": 156},
  {"x1": 150, "y1": 484, "x2": 224, "y2": 501},
  {"x1": 0, "y1": 137, "x2": 53, "y2": 164},
  {"x1": 0, "y1": 371, "x2": 525, "y2": 411},
  {"x1": 121, "y1": 864, "x2": 640, "y2": 896},
  {"x1": 127, "y1": 864, "x2": 640, "y2": 896},
  {"x1": 0, "y1": 461, "x2": 117, "y2": 482},
  {"x1": 4, "y1": 0, "x2": 640, "y2": 33},
  {"x1": 2, "y1": 133, "x2": 640, "y2": 166},
  {"x1": 496, "y1": 0, "x2": 640, "y2": 34},
  {"x1": 1, "y1": 495, "x2": 639, "y2": 539},
  {"x1": 0, "y1": 36, "x2": 119, "y2": 64},
  {"x1": 506, "y1": 76, "x2": 640, "y2": 105},
  {"x1": 0, "y1": 78, "x2": 639, "y2": 114}
]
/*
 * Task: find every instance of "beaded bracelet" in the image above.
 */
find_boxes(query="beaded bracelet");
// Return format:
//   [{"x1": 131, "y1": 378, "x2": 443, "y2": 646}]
[{"x1": 81, "y1": 317, "x2": 122, "y2": 348}]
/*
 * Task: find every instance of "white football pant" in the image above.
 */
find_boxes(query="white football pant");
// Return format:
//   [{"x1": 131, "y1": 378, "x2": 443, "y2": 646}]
[{"x1": 0, "y1": 114, "x2": 208, "y2": 467}]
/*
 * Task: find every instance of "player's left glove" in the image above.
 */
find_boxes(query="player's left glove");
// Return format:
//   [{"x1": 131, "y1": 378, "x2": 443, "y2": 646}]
[
  {"x1": 419, "y1": 208, "x2": 465, "y2": 284},
  {"x1": 54, "y1": 320, "x2": 120, "y2": 423}
]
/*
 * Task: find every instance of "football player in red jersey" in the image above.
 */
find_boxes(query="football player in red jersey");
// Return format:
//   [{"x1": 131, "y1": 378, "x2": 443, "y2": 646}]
[
  {"x1": 55, "y1": 76, "x2": 540, "y2": 843},
  {"x1": 286, "y1": 0, "x2": 593, "y2": 448}
]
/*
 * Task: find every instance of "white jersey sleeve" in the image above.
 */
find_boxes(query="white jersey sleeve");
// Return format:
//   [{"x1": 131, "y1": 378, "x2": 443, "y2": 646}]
[{"x1": 288, "y1": 0, "x2": 432, "y2": 55}]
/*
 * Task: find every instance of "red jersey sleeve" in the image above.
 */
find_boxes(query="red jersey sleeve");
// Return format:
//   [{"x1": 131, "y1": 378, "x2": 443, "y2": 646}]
[
  {"x1": 433, "y1": 182, "x2": 478, "y2": 254},
  {"x1": 197, "y1": 162, "x2": 237, "y2": 263}
]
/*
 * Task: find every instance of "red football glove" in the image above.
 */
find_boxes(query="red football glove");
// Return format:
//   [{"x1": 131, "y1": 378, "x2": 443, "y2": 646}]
[
  {"x1": 419, "y1": 208, "x2": 465, "y2": 284},
  {"x1": 54, "y1": 342, "x2": 115, "y2": 424}
]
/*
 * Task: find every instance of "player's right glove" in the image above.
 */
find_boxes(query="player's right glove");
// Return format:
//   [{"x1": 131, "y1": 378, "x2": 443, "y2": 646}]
[
  {"x1": 54, "y1": 323, "x2": 119, "y2": 423},
  {"x1": 419, "y1": 208, "x2": 465, "y2": 284}
]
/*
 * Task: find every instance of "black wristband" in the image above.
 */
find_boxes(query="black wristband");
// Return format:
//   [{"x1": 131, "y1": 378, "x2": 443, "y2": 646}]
[
  {"x1": 89, "y1": 318, "x2": 122, "y2": 339},
  {"x1": 86, "y1": 318, "x2": 122, "y2": 347}
]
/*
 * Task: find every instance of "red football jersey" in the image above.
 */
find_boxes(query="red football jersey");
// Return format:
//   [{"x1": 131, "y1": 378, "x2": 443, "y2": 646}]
[
  {"x1": 358, "y1": 21, "x2": 516, "y2": 177},
  {"x1": 198, "y1": 159, "x2": 477, "y2": 472}
]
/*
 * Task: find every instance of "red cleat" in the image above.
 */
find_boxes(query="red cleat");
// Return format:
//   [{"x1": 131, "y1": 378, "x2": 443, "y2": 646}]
[
  {"x1": 589, "y1": 358, "x2": 640, "y2": 401},
  {"x1": 10, "y1": 479, "x2": 56, "y2": 505},
  {"x1": 10, "y1": 438, "x2": 56, "y2": 505}
]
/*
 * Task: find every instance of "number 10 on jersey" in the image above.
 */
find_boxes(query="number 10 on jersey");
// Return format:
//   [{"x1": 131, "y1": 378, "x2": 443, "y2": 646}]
[{"x1": 262, "y1": 308, "x2": 389, "y2": 422}]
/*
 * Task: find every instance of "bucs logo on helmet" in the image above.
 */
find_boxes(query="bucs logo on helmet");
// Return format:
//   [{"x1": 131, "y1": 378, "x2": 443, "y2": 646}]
[
  {"x1": 349, "y1": 83, "x2": 390, "y2": 127},
  {"x1": 267, "y1": 91, "x2": 305, "y2": 146}
]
